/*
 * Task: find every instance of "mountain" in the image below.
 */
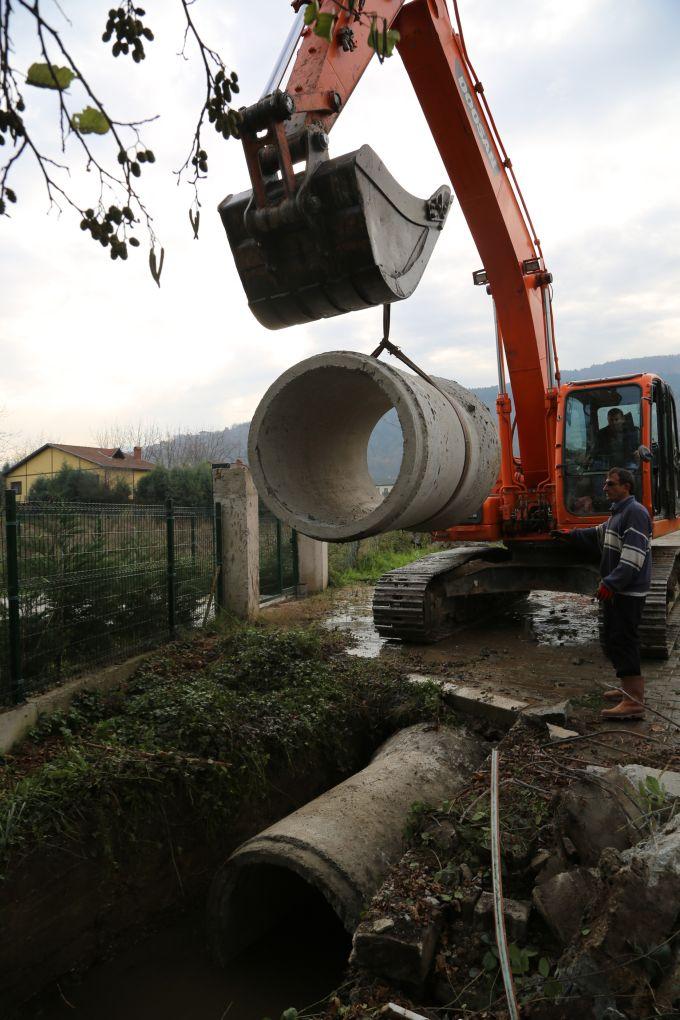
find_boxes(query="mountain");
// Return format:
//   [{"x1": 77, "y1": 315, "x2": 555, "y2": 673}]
[
  {"x1": 369, "y1": 353, "x2": 680, "y2": 483},
  {"x1": 473, "y1": 354, "x2": 680, "y2": 413},
  {"x1": 155, "y1": 354, "x2": 679, "y2": 485}
]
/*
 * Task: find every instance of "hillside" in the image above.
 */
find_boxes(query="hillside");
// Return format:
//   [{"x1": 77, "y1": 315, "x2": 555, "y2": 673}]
[{"x1": 148, "y1": 354, "x2": 679, "y2": 485}]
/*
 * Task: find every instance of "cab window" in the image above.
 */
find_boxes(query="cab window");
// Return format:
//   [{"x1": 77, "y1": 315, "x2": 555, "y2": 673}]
[{"x1": 564, "y1": 384, "x2": 642, "y2": 516}]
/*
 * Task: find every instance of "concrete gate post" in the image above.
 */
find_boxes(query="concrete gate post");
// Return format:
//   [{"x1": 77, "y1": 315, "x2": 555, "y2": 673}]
[
  {"x1": 212, "y1": 463, "x2": 259, "y2": 620},
  {"x1": 296, "y1": 534, "x2": 328, "y2": 594}
]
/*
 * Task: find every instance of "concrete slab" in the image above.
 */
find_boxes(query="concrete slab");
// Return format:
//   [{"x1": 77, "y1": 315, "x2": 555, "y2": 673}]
[
  {"x1": 407, "y1": 674, "x2": 528, "y2": 728},
  {"x1": 0, "y1": 654, "x2": 147, "y2": 754},
  {"x1": 522, "y1": 700, "x2": 572, "y2": 726}
]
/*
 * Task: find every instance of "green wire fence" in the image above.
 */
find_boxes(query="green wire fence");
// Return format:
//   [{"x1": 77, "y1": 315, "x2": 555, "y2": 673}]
[{"x1": 0, "y1": 493, "x2": 300, "y2": 706}]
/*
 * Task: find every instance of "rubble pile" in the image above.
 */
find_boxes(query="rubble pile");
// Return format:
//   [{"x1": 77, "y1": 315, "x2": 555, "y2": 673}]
[{"x1": 321, "y1": 718, "x2": 680, "y2": 1020}]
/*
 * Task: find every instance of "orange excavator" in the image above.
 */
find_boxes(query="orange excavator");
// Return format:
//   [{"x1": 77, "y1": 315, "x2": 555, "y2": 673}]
[{"x1": 221, "y1": 0, "x2": 680, "y2": 656}]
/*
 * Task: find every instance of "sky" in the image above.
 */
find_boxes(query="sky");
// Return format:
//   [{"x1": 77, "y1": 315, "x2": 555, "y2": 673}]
[{"x1": 1, "y1": 0, "x2": 679, "y2": 459}]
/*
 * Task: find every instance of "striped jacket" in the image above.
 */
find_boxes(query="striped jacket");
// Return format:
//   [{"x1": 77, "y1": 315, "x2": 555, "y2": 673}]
[{"x1": 569, "y1": 494, "x2": 652, "y2": 596}]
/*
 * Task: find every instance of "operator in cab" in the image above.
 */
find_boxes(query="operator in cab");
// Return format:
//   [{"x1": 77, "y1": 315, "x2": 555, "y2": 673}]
[
  {"x1": 592, "y1": 407, "x2": 640, "y2": 469},
  {"x1": 558, "y1": 467, "x2": 651, "y2": 720}
]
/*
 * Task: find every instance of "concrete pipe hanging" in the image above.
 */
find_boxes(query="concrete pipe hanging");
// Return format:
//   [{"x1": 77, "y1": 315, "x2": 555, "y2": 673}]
[
  {"x1": 247, "y1": 351, "x2": 500, "y2": 541},
  {"x1": 207, "y1": 723, "x2": 486, "y2": 964}
]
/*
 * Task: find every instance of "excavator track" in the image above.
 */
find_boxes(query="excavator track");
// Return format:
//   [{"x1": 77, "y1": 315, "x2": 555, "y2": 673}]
[
  {"x1": 372, "y1": 547, "x2": 509, "y2": 642},
  {"x1": 633, "y1": 545, "x2": 680, "y2": 659},
  {"x1": 596, "y1": 544, "x2": 680, "y2": 659}
]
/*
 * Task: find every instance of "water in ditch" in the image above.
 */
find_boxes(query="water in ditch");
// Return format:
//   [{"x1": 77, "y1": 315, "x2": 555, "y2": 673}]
[{"x1": 28, "y1": 895, "x2": 350, "y2": 1020}]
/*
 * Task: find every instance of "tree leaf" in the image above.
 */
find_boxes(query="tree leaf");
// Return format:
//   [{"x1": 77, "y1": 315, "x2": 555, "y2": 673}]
[
  {"x1": 482, "y1": 950, "x2": 498, "y2": 972},
  {"x1": 367, "y1": 24, "x2": 400, "y2": 58},
  {"x1": 303, "y1": 0, "x2": 319, "y2": 26},
  {"x1": 26, "y1": 62, "x2": 76, "y2": 90},
  {"x1": 189, "y1": 208, "x2": 200, "y2": 239},
  {"x1": 149, "y1": 246, "x2": 165, "y2": 287},
  {"x1": 71, "y1": 107, "x2": 110, "y2": 135},
  {"x1": 538, "y1": 957, "x2": 550, "y2": 977},
  {"x1": 313, "y1": 12, "x2": 336, "y2": 42}
]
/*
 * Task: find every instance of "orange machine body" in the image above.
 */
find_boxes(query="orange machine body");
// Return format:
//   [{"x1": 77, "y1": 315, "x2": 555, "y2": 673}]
[{"x1": 252, "y1": 0, "x2": 679, "y2": 544}]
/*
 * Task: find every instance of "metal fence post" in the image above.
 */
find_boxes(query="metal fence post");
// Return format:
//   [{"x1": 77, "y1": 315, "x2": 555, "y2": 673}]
[
  {"x1": 190, "y1": 514, "x2": 196, "y2": 564},
  {"x1": 166, "y1": 497, "x2": 176, "y2": 638},
  {"x1": 214, "y1": 501, "x2": 224, "y2": 611},
  {"x1": 276, "y1": 517, "x2": 284, "y2": 595},
  {"x1": 5, "y1": 491, "x2": 23, "y2": 703},
  {"x1": 291, "y1": 529, "x2": 299, "y2": 586}
]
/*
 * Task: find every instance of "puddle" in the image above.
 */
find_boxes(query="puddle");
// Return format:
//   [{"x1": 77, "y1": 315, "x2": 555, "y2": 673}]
[
  {"x1": 521, "y1": 590, "x2": 598, "y2": 647},
  {"x1": 324, "y1": 587, "x2": 598, "y2": 657},
  {"x1": 325, "y1": 593, "x2": 390, "y2": 658}
]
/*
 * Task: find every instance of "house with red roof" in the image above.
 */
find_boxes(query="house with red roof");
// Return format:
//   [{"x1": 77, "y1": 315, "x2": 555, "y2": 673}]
[{"x1": 3, "y1": 444, "x2": 155, "y2": 501}]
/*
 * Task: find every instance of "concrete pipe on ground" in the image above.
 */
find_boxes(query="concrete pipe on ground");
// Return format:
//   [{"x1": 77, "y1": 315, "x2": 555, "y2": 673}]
[
  {"x1": 208, "y1": 723, "x2": 486, "y2": 963},
  {"x1": 247, "y1": 351, "x2": 500, "y2": 541}
]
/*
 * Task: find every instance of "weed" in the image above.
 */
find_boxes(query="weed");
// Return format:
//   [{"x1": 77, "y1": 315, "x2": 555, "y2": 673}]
[{"x1": 0, "y1": 624, "x2": 445, "y2": 880}]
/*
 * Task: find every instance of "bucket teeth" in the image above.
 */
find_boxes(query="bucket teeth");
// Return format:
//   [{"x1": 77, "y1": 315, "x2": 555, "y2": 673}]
[{"x1": 219, "y1": 144, "x2": 451, "y2": 330}]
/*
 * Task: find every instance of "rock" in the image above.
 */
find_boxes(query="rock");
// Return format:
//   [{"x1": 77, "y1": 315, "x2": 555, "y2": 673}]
[
  {"x1": 559, "y1": 817, "x2": 680, "y2": 1016},
  {"x1": 534, "y1": 846, "x2": 570, "y2": 886},
  {"x1": 532, "y1": 867, "x2": 602, "y2": 945},
  {"x1": 473, "y1": 891, "x2": 531, "y2": 941},
  {"x1": 422, "y1": 819, "x2": 458, "y2": 854},
  {"x1": 555, "y1": 768, "x2": 646, "y2": 866},
  {"x1": 522, "y1": 700, "x2": 572, "y2": 727},
  {"x1": 372, "y1": 917, "x2": 395, "y2": 933},
  {"x1": 457, "y1": 884, "x2": 481, "y2": 922},
  {"x1": 547, "y1": 724, "x2": 579, "y2": 741},
  {"x1": 459, "y1": 863, "x2": 473, "y2": 883},
  {"x1": 529, "y1": 849, "x2": 551, "y2": 873},
  {"x1": 587, "y1": 763, "x2": 680, "y2": 802},
  {"x1": 351, "y1": 909, "x2": 444, "y2": 987}
]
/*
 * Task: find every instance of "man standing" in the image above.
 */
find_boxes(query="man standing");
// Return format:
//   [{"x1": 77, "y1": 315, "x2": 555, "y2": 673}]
[{"x1": 562, "y1": 467, "x2": 652, "y2": 720}]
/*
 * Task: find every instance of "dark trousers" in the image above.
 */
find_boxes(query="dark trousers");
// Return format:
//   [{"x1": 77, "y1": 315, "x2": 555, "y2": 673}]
[{"x1": 602, "y1": 594, "x2": 646, "y2": 678}]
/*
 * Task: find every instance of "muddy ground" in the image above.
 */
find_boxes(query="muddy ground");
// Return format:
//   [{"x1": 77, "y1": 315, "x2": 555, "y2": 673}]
[
  {"x1": 260, "y1": 585, "x2": 680, "y2": 1020},
  {"x1": 264, "y1": 585, "x2": 680, "y2": 738},
  {"x1": 11, "y1": 585, "x2": 680, "y2": 1020}
]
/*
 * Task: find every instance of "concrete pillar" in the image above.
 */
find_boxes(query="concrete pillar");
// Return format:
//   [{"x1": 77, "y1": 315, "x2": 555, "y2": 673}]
[
  {"x1": 212, "y1": 463, "x2": 259, "y2": 620},
  {"x1": 296, "y1": 533, "x2": 328, "y2": 594}
]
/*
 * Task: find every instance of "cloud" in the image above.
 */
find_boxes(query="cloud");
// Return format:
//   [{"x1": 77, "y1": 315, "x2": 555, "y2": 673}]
[{"x1": 1, "y1": 0, "x2": 679, "y2": 447}]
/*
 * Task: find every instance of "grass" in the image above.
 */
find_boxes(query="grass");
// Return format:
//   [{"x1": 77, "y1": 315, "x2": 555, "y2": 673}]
[
  {"x1": 329, "y1": 531, "x2": 441, "y2": 586},
  {"x1": 0, "y1": 621, "x2": 447, "y2": 881}
]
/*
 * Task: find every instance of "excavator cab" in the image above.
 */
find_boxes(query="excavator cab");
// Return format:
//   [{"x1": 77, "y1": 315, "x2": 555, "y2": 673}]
[
  {"x1": 219, "y1": 92, "x2": 451, "y2": 330},
  {"x1": 561, "y1": 375, "x2": 680, "y2": 524}
]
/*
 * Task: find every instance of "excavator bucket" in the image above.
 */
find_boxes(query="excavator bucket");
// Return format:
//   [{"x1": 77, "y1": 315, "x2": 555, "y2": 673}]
[{"x1": 219, "y1": 145, "x2": 451, "y2": 330}]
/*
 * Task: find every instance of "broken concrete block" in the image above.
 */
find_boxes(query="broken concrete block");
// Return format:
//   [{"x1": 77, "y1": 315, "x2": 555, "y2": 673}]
[
  {"x1": 534, "y1": 846, "x2": 570, "y2": 886},
  {"x1": 351, "y1": 909, "x2": 444, "y2": 986},
  {"x1": 372, "y1": 917, "x2": 395, "y2": 934},
  {"x1": 440, "y1": 684, "x2": 528, "y2": 728},
  {"x1": 559, "y1": 816, "x2": 680, "y2": 1016},
  {"x1": 555, "y1": 769, "x2": 646, "y2": 866},
  {"x1": 587, "y1": 763, "x2": 680, "y2": 802},
  {"x1": 458, "y1": 885, "x2": 481, "y2": 922},
  {"x1": 473, "y1": 891, "x2": 531, "y2": 942},
  {"x1": 547, "y1": 723, "x2": 579, "y2": 741},
  {"x1": 407, "y1": 674, "x2": 527, "y2": 727},
  {"x1": 421, "y1": 819, "x2": 458, "y2": 854},
  {"x1": 532, "y1": 867, "x2": 602, "y2": 945},
  {"x1": 522, "y1": 700, "x2": 572, "y2": 727}
]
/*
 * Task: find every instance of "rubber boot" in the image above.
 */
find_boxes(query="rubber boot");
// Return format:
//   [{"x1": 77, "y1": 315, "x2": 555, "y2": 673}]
[{"x1": 600, "y1": 676, "x2": 645, "y2": 720}]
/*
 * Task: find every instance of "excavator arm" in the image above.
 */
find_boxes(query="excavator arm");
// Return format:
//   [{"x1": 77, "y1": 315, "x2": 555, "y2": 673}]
[{"x1": 225, "y1": 0, "x2": 557, "y2": 488}]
